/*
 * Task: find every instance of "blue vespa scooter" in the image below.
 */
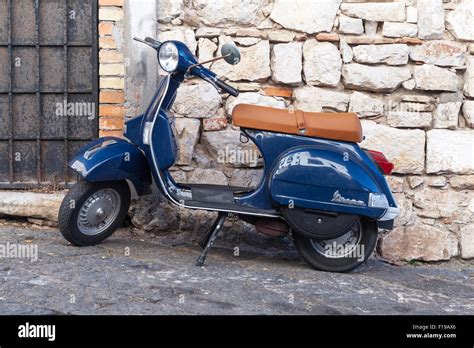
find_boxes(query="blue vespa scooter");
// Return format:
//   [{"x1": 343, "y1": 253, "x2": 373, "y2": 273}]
[{"x1": 58, "y1": 37, "x2": 399, "y2": 272}]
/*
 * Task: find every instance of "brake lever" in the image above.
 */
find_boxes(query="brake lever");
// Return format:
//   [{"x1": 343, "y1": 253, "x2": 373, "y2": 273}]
[
  {"x1": 133, "y1": 37, "x2": 161, "y2": 49},
  {"x1": 145, "y1": 37, "x2": 161, "y2": 46},
  {"x1": 133, "y1": 37, "x2": 148, "y2": 44}
]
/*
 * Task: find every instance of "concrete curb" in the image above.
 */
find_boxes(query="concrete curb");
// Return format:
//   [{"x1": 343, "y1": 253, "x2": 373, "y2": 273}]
[{"x1": 0, "y1": 191, "x2": 66, "y2": 222}]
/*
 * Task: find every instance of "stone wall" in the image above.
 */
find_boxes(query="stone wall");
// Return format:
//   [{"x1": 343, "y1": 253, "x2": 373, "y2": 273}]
[{"x1": 126, "y1": 0, "x2": 474, "y2": 262}]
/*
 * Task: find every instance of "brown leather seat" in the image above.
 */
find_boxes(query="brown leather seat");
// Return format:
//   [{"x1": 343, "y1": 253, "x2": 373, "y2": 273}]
[{"x1": 232, "y1": 104, "x2": 363, "y2": 143}]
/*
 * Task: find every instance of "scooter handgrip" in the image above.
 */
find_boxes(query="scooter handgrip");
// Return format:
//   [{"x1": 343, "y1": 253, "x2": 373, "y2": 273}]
[
  {"x1": 215, "y1": 79, "x2": 239, "y2": 97},
  {"x1": 145, "y1": 37, "x2": 161, "y2": 46}
]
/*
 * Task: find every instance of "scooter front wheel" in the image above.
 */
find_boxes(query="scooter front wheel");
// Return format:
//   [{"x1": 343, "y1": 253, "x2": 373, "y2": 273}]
[
  {"x1": 293, "y1": 218, "x2": 378, "y2": 272},
  {"x1": 58, "y1": 179, "x2": 131, "y2": 246}
]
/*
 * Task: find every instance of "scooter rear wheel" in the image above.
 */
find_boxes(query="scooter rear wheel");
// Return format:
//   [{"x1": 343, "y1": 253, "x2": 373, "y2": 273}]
[
  {"x1": 293, "y1": 218, "x2": 378, "y2": 272},
  {"x1": 58, "y1": 179, "x2": 131, "y2": 246}
]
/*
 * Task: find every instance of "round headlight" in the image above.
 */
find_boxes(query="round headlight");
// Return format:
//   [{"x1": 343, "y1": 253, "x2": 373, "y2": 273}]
[{"x1": 158, "y1": 42, "x2": 179, "y2": 73}]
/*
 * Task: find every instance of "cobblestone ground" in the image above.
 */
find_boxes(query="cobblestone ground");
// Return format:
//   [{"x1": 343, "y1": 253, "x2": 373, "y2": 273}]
[{"x1": 0, "y1": 222, "x2": 472, "y2": 315}]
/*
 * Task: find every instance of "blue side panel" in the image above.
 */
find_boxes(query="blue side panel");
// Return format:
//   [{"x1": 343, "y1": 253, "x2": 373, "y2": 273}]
[
  {"x1": 150, "y1": 111, "x2": 178, "y2": 170},
  {"x1": 237, "y1": 130, "x2": 396, "y2": 219},
  {"x1": 69, "y1": 137, "x2": 152, "y2": 195},
  {"x1": 141, "y1": 75, "x2": 179, "y2": 171},
  {"x1": 269, "y1": 146, "x2": 386, "y2": 219}
]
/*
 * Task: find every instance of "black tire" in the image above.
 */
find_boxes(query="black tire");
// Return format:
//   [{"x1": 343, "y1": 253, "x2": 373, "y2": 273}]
[
  {"x1": 58, "y1": 179, "x2": 131, "y2": 246},
  {"x1": 293, "y1": 218, "x2": 378, "y2": 273}
]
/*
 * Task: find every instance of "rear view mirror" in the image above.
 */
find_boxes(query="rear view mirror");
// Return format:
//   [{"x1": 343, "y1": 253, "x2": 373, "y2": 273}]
[{"x1": 221, "y1": 42, "x2": 241, "y2": 65}]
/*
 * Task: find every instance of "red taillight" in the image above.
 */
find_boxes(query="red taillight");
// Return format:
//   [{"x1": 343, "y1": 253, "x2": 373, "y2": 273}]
[{"x1": 366, "y1": 150, "x2": 394, "y2": 175}]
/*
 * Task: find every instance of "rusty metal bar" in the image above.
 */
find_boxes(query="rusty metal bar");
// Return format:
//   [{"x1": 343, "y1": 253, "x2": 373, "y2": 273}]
[
  {"x1": 36, "y1": 0, "x2": 41, "y2": 184},
  {"x1": 92, "y1": 0, "x2": 99, "y2": 140},
  {"x1": 8, "y1": 0, "x2": 13, "y2": 184},
  {"x1": 64, "y1": 0, "x2": 70, "y2": 184}
]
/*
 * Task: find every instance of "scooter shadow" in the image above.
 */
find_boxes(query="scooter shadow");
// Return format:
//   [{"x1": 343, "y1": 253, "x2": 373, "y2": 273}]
[{"x1": 117, "y1": 226, "x2": 377, "y2": 274}]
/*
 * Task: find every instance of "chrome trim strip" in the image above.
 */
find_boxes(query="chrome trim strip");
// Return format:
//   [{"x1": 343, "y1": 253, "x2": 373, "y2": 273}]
[
  {"x1": 148, "y1": 75, "x2": 278, "y2": 218},
  {"x1": 143, "y1": 122, "x2": 153, "y2": 145},
  {"x1": 378, "y1": 206, "x2": 400, "y2": 221}
]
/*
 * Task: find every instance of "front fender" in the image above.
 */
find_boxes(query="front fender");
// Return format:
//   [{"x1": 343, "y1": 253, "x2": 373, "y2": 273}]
[
  {"x1": 70, "y1": 137, "x2": 152, "y2": 195},
  {"x1": 269, "y1": 144, "x2": 397, "y2": 220}
]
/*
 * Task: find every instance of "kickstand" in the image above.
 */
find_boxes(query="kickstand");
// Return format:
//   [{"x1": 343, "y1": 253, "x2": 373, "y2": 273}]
[{"x1": 196, "y1": 212, "x2": 228, "y2": 267}]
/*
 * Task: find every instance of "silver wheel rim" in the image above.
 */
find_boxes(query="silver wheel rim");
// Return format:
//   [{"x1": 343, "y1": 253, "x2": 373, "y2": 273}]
[
  {"x1": 310, "y1": 221, "x2": 362, "y2": 258},
  {"x1": 77, "y1": 188, "x2": 121, "y2": 236}
]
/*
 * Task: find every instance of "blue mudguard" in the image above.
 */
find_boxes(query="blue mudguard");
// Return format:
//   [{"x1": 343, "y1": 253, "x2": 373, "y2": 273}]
[
  {"x1": 69, "y1": 137, "x2": 152, "y2": 195},
  {"x1": 269, "y1": 144, "x2": 397, "y2": 221}
]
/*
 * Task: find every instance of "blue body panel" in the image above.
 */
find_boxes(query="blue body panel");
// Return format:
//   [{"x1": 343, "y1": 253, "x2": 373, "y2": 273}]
[
  {"x1": 235, "y1": 130, "x2": 395, "y2": 219},
  {"x1": 268, "y1": 144, "x2": 389, "y2": 219},
  {"x1": 69, "y1": 137, "x2": 151, "y2": 195},
  {"x1": 152, "y1": 112, "x2": 178, "y2": 169},
  {"x1": 124, "y1": 75, "x2": 179, "y2": 172}
]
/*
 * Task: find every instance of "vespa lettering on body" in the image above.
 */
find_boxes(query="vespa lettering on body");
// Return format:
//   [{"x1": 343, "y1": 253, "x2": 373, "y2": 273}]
[{"x1": 331, "y1": 191, "x2": 365, "y2": 207}]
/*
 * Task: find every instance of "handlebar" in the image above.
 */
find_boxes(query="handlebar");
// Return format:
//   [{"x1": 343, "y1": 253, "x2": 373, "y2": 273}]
[
  {"x1": 190, "y1": 65, "x2": 240, "y2": 97},
  {"x1": 133, "y1": 37, "x2": 240, "y2": 97},
  {"x1": 133, "y1": 37, "x2": 161, "y2": 49},
  {"x1": 215, "y1": 79, "x2": 239, "y2": 97}
]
